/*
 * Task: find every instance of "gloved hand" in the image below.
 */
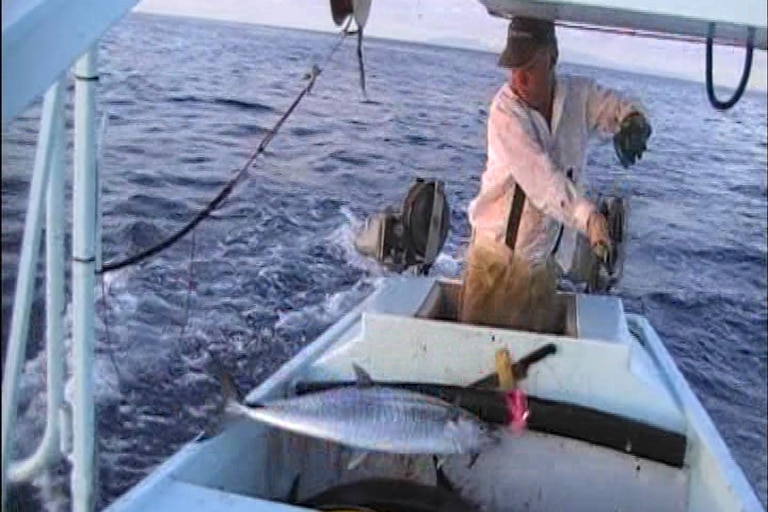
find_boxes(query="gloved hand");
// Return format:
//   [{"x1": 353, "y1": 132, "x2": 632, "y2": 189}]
[{"x1": 613, "y1": 111, "x2": 652, "y2": 168}]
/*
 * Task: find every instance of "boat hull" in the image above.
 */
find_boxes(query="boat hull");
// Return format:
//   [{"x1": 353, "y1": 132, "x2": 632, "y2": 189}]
[{"x1": 105, "y1": 277, "x2": 763, "y2": 512}]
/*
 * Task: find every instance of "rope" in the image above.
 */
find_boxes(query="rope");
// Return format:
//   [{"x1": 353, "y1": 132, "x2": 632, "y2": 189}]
[
  {"x1": 705, "y1": 25, "x2": 755, "y2": 110},
  {"x1": 98, "y1": 25, "x2": 353, "y2": 275}
]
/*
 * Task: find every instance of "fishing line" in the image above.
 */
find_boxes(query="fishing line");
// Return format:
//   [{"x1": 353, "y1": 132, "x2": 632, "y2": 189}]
[
  {"x1": 98, "y1": 22, "x2": 355, "y2": 275},
  {"x1": 94, "y1": 110, "x2": 125, "y2": 393},
  {"x1": 150, "y1": 18, "x2": 356, "y2": 356},
  {"x1": 99, "y1": 272, "x2": 124, "y2": 393},
  {"x1": 178, "y1": 230, "x2": 196, "y2": 344}
]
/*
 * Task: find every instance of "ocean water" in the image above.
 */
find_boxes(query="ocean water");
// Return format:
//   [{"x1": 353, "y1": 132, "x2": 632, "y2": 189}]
[{"x1": 1, "y1": 12, "x2": 766, "y2": 510}]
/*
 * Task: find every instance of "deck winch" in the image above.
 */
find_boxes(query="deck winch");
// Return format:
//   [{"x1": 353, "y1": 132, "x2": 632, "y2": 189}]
[
  {"x1": 586, "y1": 195, "x2": 628, "y2": 293},
  {"x1": 354, "y1": 178, "x2": 450, "y2": 274},
  {"x1": 558, "y1": 195, "x2": 628, "y2": 294}
]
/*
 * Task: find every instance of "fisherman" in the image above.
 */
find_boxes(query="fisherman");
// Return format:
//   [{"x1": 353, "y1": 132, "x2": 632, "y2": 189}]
[{"x1": 459, "y1": 17, "x2": 652, "y2": 333}]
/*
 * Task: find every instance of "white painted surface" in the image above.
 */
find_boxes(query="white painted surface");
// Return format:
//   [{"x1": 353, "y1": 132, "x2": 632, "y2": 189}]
[
  {"x1": 444, "y1": 430, "x2": 689, "y2": 512},
  {"x1": 111, "y1": 479, "x2": 309, "y2": 512},
  {"x1": 575, "y1": 293, "x2": 633, "y2": 343},
  {"x1": 1, "y1": 0, "x2": 140, "y2": 122},
  {"x1": 628, "y1": 315, "x2": 763, "y2": 512},
  {"x1": 102, "y1": 278, "x2": 761, "y2": 512},
  {"x1": 309, "y1": 311, "x2": 686, "y2": 433},
  {"x1": 480, "y1": 0, "x2": 768, "y2": 48},
  {"x1": 71, "y1": 49, "x2": 99, "y2": 512}
]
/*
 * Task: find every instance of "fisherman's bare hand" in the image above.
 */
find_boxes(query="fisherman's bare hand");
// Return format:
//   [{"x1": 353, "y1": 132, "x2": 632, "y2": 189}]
[{"x1": 587, "y1": 211, "x2": 611, "y2": 261}]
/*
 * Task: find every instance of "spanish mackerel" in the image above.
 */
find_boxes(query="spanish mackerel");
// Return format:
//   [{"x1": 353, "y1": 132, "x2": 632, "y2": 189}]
[{"x1": 223, "y1": 365, "x2": 498, "y2": 456}]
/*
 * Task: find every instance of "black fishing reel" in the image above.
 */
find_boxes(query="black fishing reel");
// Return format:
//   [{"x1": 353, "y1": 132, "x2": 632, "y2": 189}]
[
  {"x1": 554, "y1": 194, "x2": 628, "y2": 295},
  {"x1": 354, "y1": 178, "x2": 450, "y2": 275}
]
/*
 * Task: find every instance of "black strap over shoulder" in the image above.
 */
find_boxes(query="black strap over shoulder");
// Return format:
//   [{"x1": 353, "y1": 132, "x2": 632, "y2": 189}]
[{"x1": 505, "y1": 184, "x2": 526, "y2": 250}]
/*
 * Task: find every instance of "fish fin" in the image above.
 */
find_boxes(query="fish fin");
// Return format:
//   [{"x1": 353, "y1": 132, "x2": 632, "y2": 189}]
[
  {"x1": 199, "y1": 369, "x2": 246, "y2": 441},
  {"x1": 467, "y1": 452, "x2": 480, "y2": 469},
  {"x1": 448, "y1": 395, "x2": 463, "y2": 422},
  {"x1": 208, "y1": 349, "x2": 245, "y2": 404},
  {"x1": 221, "y1": 371, "x2": 245, "y2": 404},
  {"x1": 433, "y1": 456, "x2": 456, "y2": 492},
  {"x1": 347, "y1": 450, "x2": 369, "y2": 470},
  {"x1": 352, "y1": 364, "x2": 374, "y2": 388}
]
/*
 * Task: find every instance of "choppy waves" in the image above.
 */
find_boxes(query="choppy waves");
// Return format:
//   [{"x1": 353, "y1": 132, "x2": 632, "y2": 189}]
[{"x1": 1, "y1": 12, "x2": 766, "y2": 510}]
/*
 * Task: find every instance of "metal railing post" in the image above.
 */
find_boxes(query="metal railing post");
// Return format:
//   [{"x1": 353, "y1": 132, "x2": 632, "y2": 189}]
[
  {"x1": 1, "y1": 80, "x2": 65, "y2": 511},
  {"x1": 71, "y1": 47, "x2": 99, "y2": 512},
  {"x1": 8, "y1": 76, "x2": 67, "y2": 484}
]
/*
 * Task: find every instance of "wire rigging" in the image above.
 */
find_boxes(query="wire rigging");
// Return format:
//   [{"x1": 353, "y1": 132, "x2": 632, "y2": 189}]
[{"x1": 98, "y1": 22, "x2": 356, "y2": 275}]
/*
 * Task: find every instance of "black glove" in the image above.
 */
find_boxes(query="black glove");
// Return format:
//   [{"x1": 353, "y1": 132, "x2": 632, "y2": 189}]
[{"x1": 613, "y1": 112, "x2": 652, "y2": 168}]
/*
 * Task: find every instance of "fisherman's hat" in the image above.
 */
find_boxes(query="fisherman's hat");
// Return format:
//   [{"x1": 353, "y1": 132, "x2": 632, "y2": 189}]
[{"x1": 498, "y1": 17, "x2": 558, "y2": 69}]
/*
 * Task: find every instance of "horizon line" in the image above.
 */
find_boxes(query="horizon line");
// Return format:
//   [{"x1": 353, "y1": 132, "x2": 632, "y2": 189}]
[{"x1": 128, "y1": 9, "x2": 768, "y2": 94}]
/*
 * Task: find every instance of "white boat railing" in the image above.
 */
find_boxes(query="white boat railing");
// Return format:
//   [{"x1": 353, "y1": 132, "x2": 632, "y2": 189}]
[
  {"x1": 70, "y1": 48, "x2": 100, "y2": 512},
  {"x1": 0, "y1": 47, "x2": 101, "y2": 512},
  {"x1": 1, "y1": 79, "x2": 67, "y2": 502},
  {"x1": 7, "y1": 77, "x2": 67, "y2": 486}
]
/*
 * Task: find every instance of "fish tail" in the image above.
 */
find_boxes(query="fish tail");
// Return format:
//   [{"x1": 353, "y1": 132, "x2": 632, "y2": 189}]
[
  {"x1": 433, "y1": 455, "x2": 457, "y2": 492},
  {"x1": 221, "y1": 371, "x2": 264, "y2": 415},
  {"x1": 221, "y1": 371, "x2": 241, "y2": 407},
  {"x1": 199, "y1": 369, "x2": 250, "y2": 440}
]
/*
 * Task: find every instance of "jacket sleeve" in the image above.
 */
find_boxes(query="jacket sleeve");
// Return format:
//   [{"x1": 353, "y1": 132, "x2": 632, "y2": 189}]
[
  {"x1": 584, "y1": 78, "x2": 648, "y2": 137},
  {"x1": 487, "y1": 101, "x2": 595, "y2": 234}
]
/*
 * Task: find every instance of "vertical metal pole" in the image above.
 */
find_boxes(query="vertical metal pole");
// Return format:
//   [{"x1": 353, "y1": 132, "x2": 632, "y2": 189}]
[
  {"x1": 7, "y1": 78, "x2": 66, "y2": 484},
  {"x1": 71, "y1": 48, "x2": 98, "y2": 512},
  {"x1": 1, "y1": 81, "x2": 64, "y2": 511},
  {"x1": 43, "y1": 78, "x2": 66, "y2": 462}
]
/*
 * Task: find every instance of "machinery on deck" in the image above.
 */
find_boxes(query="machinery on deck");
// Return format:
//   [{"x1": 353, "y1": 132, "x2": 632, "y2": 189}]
[
  {"x1": 354, "y1": 178, "x2": 451, "y2": 275},
  {"x1": 353, "y1": 178, "x2": 628, "y2": 295}
]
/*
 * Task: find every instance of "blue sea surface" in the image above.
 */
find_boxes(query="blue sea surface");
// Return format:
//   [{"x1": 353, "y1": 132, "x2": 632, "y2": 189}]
[{"x1": 2, "y1": 12, "x2": 766, "y2": 510}]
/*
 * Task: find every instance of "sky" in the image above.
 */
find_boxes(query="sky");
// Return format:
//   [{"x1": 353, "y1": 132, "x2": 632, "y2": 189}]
[{"x1": 134, "y1": 0, "x2": 767, "y2": 91}]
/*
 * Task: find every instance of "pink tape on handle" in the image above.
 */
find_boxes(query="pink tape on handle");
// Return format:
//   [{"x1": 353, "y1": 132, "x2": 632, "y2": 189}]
[{"x1": 505, "y1": 389, "x2": 530, "y2": 435}]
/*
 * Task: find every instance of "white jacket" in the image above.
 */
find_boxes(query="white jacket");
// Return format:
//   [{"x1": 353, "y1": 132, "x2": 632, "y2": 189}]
[{"x1": 467, "y1": 74, "x2": 645, "y2": 270}]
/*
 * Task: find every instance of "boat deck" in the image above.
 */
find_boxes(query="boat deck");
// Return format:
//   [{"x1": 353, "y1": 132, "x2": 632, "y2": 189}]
[{"x1": 104, "y1": 276, "x2": 762, "y2": 512}]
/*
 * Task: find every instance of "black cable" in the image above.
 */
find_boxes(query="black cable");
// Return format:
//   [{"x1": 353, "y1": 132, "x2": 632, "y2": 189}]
[
  {"x1": 98, "y1": 28, "x2": 352, "y2": 275},
  {"x1": 706, "y1": 25, "x2": 755, "y2": 111}
]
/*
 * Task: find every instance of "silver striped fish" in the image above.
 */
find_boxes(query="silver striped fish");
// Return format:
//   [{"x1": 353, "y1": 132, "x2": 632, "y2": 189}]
[{"x1": 223, "y1": 365, "x2": 498, "y2": 457}]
